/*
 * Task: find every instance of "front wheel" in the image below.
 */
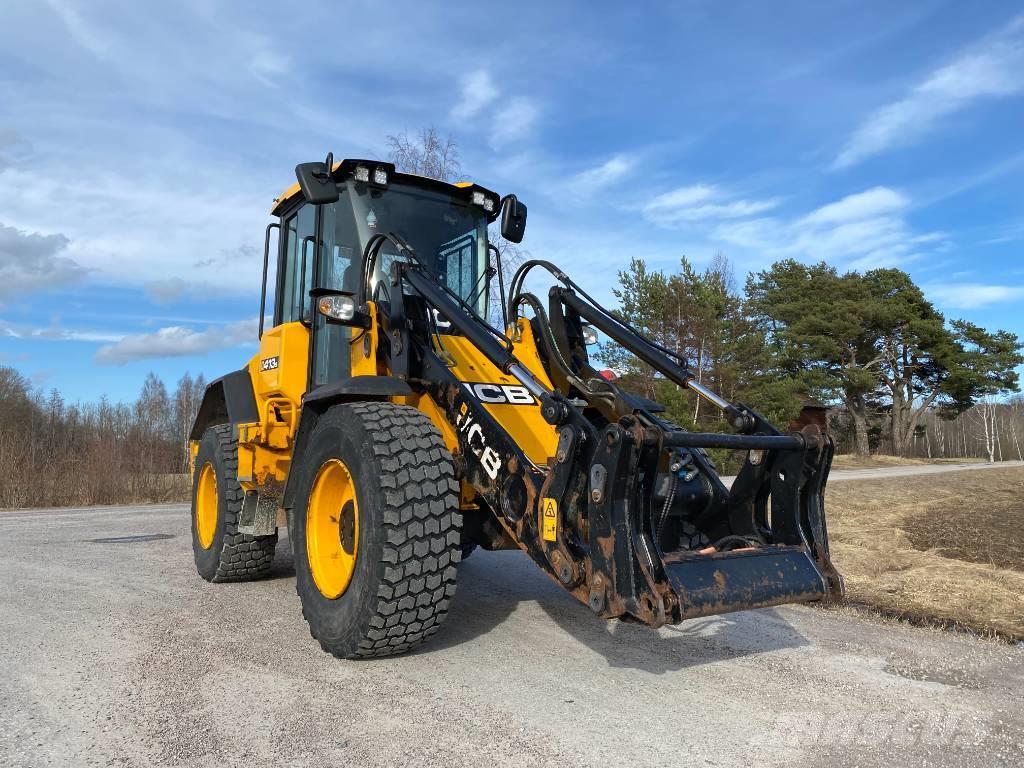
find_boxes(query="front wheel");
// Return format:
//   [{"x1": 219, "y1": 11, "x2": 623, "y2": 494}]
[{"x1": 290, "y1": 402, "x2": 462, "y2": 658}]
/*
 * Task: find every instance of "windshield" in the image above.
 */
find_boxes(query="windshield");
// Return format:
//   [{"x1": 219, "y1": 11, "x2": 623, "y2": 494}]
[{"x1": 318, "y1": 180, "x2": 490, "y2": 318}]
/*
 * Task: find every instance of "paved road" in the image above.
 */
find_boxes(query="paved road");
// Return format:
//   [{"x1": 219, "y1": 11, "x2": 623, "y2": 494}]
[
  {"x1": 2, "y1": 501, "x2": 1022, "y2": 768},
  {"x1": 720, "y1": 459, "x2": 1024, "y2": 487}
]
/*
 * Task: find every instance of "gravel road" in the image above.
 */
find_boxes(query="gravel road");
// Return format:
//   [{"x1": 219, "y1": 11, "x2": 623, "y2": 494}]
[{"x1": 2, "y1": 500, "x2": 1022, "y2": 767}]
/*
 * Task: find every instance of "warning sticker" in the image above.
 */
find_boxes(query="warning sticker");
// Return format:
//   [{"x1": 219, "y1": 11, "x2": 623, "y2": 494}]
[{"x1": 541, "y1": 497, "x2": 558, "y2": 542}]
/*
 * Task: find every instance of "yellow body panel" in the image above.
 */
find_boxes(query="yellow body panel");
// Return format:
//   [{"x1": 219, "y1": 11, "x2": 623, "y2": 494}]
[
  {"x1": 350, "y1": 302, "x2": 380, "y2": 378},
  {"x1": 230, "y1": 322, "x2": 310, "y2": 487},
  {"x1": 439, "y1": 319, "x2": 559, "y2": 466},
  {"x1": 249, "y1": 321, "x2": 310, "y2": 407}
]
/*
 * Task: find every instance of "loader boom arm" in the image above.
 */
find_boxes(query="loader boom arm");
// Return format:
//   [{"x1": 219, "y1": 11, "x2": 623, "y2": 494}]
[{"x1": 376, "y1": 253, "x2": 843, "y2": 627}]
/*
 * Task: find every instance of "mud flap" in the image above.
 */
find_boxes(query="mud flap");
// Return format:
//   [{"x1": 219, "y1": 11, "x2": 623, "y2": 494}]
[
  {"x1": 664, "y1": 545, "x2": 827, "y2": 619},
  {"x1": 238, "y1": 491, "x2": 278, "y2": 537}
]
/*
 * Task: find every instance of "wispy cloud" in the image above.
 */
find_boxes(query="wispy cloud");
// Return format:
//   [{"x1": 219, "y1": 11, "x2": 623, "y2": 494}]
[
  {"x1": 642, "y1": 184, "x2": 780, "y2": 227},
  {"x1": 924, "y1": 282, "x2": 1024, "y2": 309},
  {"x1": 490, "y1": 98, "x2": 540, "y2": 148},
  {"x1": 142, "y1": 278, "x2": 223, "y2": 305},
  {"x1": 248, "y1": 44, "x2": 290, "y2": 88},
  {"x1": 42, "y1": 0, "x2": 112, "y2": 60},
  {"x1": 797, "y1": 186, "x2": 908, "y2": 225},
  {"x1": 0, "y1": 318, "x2": 122, "y2": 344},
  {"x1": 566, "y1": 154, "x2": 636, "y2": 198},
  {"x1": 451, "y1": 69, "x2": 499, "y2": 121},
  {"x1": 711, "y1": 186, "x2": 945, "y2": 270},
  {"x1": 833, "y1": 16, "x2": 1024, "y2": 169},
  {"x1": 95, "y1": 319, "x2": 258, "y2": 365}
]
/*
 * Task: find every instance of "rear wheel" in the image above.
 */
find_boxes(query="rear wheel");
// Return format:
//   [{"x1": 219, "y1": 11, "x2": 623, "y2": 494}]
[
  {"x1": 191, "y1": 424, "x2": 277, "y2": 582},
  {"x1": 290, "y1": 402, "x2": 461, "y2": 658}
]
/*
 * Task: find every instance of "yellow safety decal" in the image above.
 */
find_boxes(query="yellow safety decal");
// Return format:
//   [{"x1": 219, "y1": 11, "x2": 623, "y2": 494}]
[{"x1": 542, "y1": 497, "x2": 558, "y2": 542}]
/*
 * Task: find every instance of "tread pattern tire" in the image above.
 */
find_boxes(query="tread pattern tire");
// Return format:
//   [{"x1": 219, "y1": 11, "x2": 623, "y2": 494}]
[
  {"x1": 191, "y1": 424, "x2": 277, "y2": 582},
  {"x1": 291, "y1": 402, "x2": 461, "y2": 659}
]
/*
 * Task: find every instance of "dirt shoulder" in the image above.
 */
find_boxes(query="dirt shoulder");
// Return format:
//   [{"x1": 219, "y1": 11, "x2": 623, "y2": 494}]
[{"x1": 826, "y1": 466, "x2": 1024, "y2": 641}]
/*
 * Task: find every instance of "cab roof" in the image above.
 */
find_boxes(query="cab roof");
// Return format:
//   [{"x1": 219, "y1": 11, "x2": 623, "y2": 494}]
[{"x1": 270, "y1": 158, "x2": 490, "y2": 216}]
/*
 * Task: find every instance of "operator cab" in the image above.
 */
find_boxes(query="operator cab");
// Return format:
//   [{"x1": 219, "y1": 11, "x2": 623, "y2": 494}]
[{"x1": 265, "y1": 158, "x2": 525, "y2": 388}]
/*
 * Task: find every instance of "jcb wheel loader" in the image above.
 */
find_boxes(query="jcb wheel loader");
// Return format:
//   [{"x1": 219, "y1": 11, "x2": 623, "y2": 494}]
[{"x1": 188, "y1": 155, "x2": 843, "y2": 658}]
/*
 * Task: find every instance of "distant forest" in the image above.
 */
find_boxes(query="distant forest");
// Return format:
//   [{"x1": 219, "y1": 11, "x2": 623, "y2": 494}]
[{"x1": 0, "y1": 368, "x2": 203, "y2": 508}]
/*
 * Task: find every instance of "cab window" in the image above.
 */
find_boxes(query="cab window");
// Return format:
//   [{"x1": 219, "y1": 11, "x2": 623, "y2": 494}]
[{"x1": 277, "y1": 204, "x2": 316, "y2": 325}]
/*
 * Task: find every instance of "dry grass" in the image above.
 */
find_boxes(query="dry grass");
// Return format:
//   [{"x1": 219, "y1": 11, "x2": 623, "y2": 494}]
[{"x1": 825, "y1": 467, "x2": 1024, "y2": 641}]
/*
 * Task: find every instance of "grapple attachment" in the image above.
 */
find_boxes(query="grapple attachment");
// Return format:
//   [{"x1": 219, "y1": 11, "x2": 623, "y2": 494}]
[{"x1": 583, "y1": 414, "x2": 843, "y2": 627}]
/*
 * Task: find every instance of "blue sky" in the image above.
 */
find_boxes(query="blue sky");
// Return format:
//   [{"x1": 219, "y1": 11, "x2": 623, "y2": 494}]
[{"x1": 1, "y1": 1, "x2": 1022, "y2": 402}]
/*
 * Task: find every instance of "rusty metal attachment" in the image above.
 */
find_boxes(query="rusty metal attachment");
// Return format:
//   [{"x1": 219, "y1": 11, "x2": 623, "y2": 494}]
[{"x1": 386, "y1": 256, "x2": 843, "y2": 630}]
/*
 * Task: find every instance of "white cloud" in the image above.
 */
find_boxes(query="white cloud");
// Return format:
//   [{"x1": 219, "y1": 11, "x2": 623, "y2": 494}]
[
  {"x1": 0, "y1": 318, "x2": 122, "y2": 344},
  {"x1": 798, "y1": 186, "x2": 909, "y2": 225},
  {"x1": 490, "y1": 98, "x2": 540, "y2": 148},
  {"x1": 711, "y1": 186, "x2": 944, "y2": 269},
  {"x1": 924, "y1": 283, "x2": 1024, "y2": 309},
  {"x1": 451, "y1": 69, "x2": 499, "y2": 121},
  {"x1": 566, "y1": 154, "x2": 636, "y2": 197},
  {"x1": 0, "y1": 164, "x2": 269, "y2": 294},
  {"x1": 642, "y1": 184, "x2": 780, "y2": 227},
  {"x1": 833, "y1": 16, "x2": 1024, "y2": 169},
  {"x1": 95, "y1": 319, "x2": 258, "y2": 365},
  {"x1": 0, "y1": 222, "x2": 87, "y2": 302}
]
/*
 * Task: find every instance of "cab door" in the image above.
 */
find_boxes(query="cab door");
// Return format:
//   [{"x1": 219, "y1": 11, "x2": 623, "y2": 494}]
[{"x1": 310, "y1": 190, "x2": 361, "y2": 387}]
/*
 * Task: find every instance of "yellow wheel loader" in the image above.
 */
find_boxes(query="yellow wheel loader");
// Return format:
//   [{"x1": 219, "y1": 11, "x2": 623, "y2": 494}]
[{"x1": 188, "y1": 155, "x2": 843, "y2": 658}]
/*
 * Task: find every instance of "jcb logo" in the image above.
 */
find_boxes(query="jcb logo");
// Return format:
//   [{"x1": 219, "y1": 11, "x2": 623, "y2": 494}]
[
  {"x1": 455, "y1": 404, "x2": 503, "y2": 481},
  {"x1": 260, "y1": 356, "x2": 279, "y2": 372},
  {"x1": 461, "y1": 382, "x2": 535, "y2": 405}
]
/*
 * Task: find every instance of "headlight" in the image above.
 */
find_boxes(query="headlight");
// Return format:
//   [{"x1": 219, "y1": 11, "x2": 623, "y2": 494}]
[
  {"x1": 318, "y1": 294, "x2": 355, "y2": 321},
  {"x1": 353, "y1": 165, "x2": 370, "y2": 183},
  {"x1": 581, "y1": 324, "x2": 599, "y2": 346},
  {"x1": 373, "y1": 167, "x2": 388, "y2": 186}
]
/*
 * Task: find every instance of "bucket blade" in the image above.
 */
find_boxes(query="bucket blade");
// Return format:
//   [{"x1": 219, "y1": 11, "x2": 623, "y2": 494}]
[{"x1": 663, "y1": 546, "x2": 827, "y2": 619}]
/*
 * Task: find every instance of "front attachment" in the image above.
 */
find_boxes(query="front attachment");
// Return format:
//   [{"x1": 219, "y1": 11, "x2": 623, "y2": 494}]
[
  {"x1": 663, "y1": 547, "x2": 827, "y2": 619},
  {"x1": 585, "y1": 418, "x2": 843, "y2": 627}
]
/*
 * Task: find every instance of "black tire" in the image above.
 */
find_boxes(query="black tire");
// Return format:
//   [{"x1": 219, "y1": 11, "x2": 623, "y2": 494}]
[
  {"x1": 290, "y1": 402, "x2": 461, "y2": 658},
  {"x1": 191, "y1": 424, "x2": 277, "y2": 582}
]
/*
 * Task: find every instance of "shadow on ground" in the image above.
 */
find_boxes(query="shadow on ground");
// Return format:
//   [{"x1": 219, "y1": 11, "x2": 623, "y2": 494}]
[{"x1": 428, "y1": 549, "x2": 809, "y2": 673}]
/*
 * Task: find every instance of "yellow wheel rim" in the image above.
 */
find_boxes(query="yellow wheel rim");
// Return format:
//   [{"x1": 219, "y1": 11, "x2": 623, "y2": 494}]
[
  {"x1": 195, "y1": 462, "x2": 218, "y2": 550},
  {"x1": 307, "y1": 458, "x2": 359, "y2": 599}
]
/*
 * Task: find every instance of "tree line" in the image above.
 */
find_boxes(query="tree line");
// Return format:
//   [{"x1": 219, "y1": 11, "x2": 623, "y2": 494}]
[
  {"x1": 0, "y1": 367, "x2": 204, "y2": 508},
  {"x1": 601, "y1": 256, "x2": 1023, "y2": 458}
]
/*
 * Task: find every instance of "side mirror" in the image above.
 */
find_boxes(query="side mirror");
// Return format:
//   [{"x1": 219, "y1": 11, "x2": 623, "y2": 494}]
[
  {"x1": 500, "y1": 195, "x2": 527, "y2": 243},
  {"x1": 295, "y1": 152, "x2": 339, "y2": 205}
]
